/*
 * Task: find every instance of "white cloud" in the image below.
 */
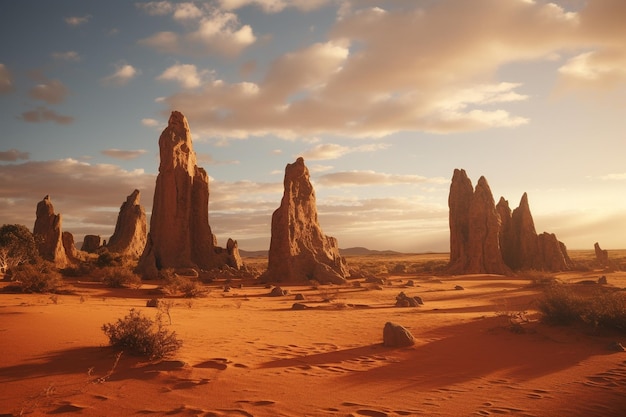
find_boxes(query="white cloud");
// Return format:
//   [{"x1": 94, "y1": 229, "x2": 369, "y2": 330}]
[
  {"x1": 141, "y1": 118, "x2": 160, "y2": 127},
  {"x1": 0, "y1": 149, "x2": 30, "y2": 162},
  {"x1": 599, "y1": 173, "x2": 626, "y2": 181},
  {"x1": 51, "y1": 51, "x2": 81, "y2": 61},
  {"x1": 20, "y1": 107, "x2": 74, "y2": 125},
  {"x1": 139, "y1": 6, "x2": 256, "y2": 57},
  {"x1": 299, "y1": 142, "x2": 390, "y2": 160},
  {"x1": 136, "y1": 1, "x2": 174, "y2": 16},
  {"x1": 157, "y1": 63, "x2": 211, "y2": 89},
  {"x1": 64, "y1": 15, "x2": 91, "y2": 26},
  {"x1": 101, "y1": 149, "x2": 148, "y2": 160},
  {"x1": 218, "y1": 0, "x2": 332, "y2": 13},
  {"x1": 0, "y1": 63, "x2": 13, "y2": 94},
  {"x1": 102, "y1": 63, "x2": 140, "y2": 85},
  {"x1": 28, "y1": 79, "x2": 69, "y2": 104},
  {"x1": 317, "y1": 170, "x2": 448, "y2": 187},
  {"x1": 156, "y1": 0, "x2": 626, "y2": 140}
]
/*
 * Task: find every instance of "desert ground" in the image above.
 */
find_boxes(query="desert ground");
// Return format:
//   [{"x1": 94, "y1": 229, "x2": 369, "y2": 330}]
[{"x1": 1, "y1": 251, "x2": 626, "y2": 417}]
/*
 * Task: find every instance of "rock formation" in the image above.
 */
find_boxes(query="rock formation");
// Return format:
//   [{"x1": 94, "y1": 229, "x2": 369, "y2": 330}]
[
  {"x1": 137, "y1": 111, "x2": 241, "y2": 278},
  {"x1": 262, "y1": 157, "x2": 348, "y2": 284},
  {"x1": 448, "y1": 170, "x2": 510, "y2": 275},
  {"x1": 62, "y1": 231, "x2": 80, "y2": 262},
  {"x1": 449, "y1": 170, "x2": 571, "y2": 274},
  {"x1": 499, "y1": 193, "x2": 571, "y2": 271},
  {"x1": 106, "y1": 189, "x2": 147, "y2": 258},
  {"x1": 33, "y1": 195, "x2": 68, "y2": 268},
  {"x1": 594, "y1": 242, "x2": 609, "y2": 266},
  {"x1": 81, "y1": 235, "x2": 102, "y2": 253}
]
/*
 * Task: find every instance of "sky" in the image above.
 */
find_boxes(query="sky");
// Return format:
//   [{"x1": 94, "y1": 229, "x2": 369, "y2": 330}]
[{"x1": 0, "y1": 0, "x2": 625, "y2": 253}]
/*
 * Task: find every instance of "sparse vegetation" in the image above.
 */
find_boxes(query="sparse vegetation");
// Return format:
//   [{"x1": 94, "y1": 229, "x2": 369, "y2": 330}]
[
  {"x1": 100, "y1": 266, "x2": 142, "y2": 288},
  {"x1": 12, "y1": 261, "x2": 62, "y2": 293},
  {"x1": 538, "y1": 283, "x2": 626, "y2": 332},
  {"x1": 101, "y1": 308, "x2": 182, "y2": 360},
  {"x1": 161, "y1": 268, "x2": 207, "y2": 297}
]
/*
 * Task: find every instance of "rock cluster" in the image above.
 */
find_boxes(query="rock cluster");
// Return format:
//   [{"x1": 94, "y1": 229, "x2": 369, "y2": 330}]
[
  {"x1": 81, "y1": 235, "x2": 102, "y2": 253},
  {"x1": 448, "y1": 169, "x2": 571, "y2": 274},
  {"x1": 106, "y1": 189, "x2": 147, "y2": 258},
  {"x1": 261, "y1": 157, "x2": 349, "y2": 284},
  {"x1": 137, "y1": 111, "x2": 241, "y2": 278},
  {"x1": 33, "y1": 195, "x2": 68, "y2": 268},
  {"x1": 62, "y1": 231, "x2": 80, "y2": 263},
  {"x1": 448, "y1": 170, "x2": 510, "y2": 275}
]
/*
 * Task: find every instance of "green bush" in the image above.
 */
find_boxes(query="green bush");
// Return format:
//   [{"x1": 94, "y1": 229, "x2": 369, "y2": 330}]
[
  {"x1": 102, "y1": 309, "x2": 182, "y2": 360},
  {"x1": 12, "y1": 261, "x2": 62, "y2": 293},
  {"x1": 100, "y1": 266, "x2": 142, "y2": 288}
]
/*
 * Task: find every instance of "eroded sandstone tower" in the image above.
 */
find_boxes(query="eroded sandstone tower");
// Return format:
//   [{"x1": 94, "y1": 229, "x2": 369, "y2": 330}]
[
  {"x1": 262, "y1": 157, "x2": 348, "y2": 284},
  {"x1": 137, "y1": 111, "x2": 241, "y2": 277}
]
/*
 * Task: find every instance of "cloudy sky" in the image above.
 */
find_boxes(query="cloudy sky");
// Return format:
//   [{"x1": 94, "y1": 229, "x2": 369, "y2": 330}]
[{"x1": 1, "y1": 0, "x2": 625, "y2": 252}]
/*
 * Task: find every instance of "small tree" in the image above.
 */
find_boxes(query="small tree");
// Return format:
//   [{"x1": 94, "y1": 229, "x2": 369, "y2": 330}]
[{"x1": 0, "y1": 224, "x2": 39, "y2": 275}]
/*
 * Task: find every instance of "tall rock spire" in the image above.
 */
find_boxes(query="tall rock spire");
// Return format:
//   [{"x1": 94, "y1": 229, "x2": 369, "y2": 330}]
[
  {"x1": 137, "y1": 111, "x2": 217, "y2": 277},
  {"x1": 262, "y1": 157, "x2": 348, "y2": 284}
]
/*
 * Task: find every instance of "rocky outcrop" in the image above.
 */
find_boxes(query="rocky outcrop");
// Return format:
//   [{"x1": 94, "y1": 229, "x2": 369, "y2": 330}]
[
  {"x1": 594, "y1": 242, "x2": 609, "y2": 266},
  {"x1": 449, "y1": 170, "x2": 571, "y2": 274},
  {"x1": 137, "y1": 111, "x2": 240, "y2": 278},
  {"x1": 81, "y1": 235, "x2": 102, "y2": 253},
  {"x1": 500, "y1": 193, "x2": 571, "y2": 271},
  {"x1": 262, "y1": 157, "x2": 348, "y2": 284},
  {"x1": 448, "y1": 169, "x2": 473, "y2": 272},
  {"x1": 448, "y1": 171, "x2": 510, "y2": 275},
  {"x1": 62, "y1": 231, "x2": 80, "y2": 262},
  {"x1": 33, "y1": 195, "x2": 68, "y2": 268},
  {"x1": 107, "y1": 189, "x2": 147, "y2": 258}
]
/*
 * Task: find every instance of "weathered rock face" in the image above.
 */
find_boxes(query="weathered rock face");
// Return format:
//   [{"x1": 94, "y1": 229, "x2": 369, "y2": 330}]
[
  {"x1": 500, "y1": 193, "x2": 571, "y2": 271},
  {"x1": 107, "y1": 189, "x2": 147, "y2": 258},
  {"x1": 62, "y1": 231, "x2": 80, "y2": 262},
  {"x1": 496, "y1": 197, "x2": 515, "y2": 268},
  {"x1": 448, "y1": 169, "x2": 473, "y2": 272},
  {"x1": 594, "y1": 242, "x2": 609, "y2": 265},
  {"x1": 81, "y1": 235, "x2": 102, "y2": 253},
  {"x1": 137, "y1": 111, "x2": 240, "y2": 278},
  {"x1": 33, "y1": 195, "x2": 68, "y2": 268},
  {"x1": 448, "y1": 172, "x2": 510, "y2": 275},
  {"x1": 262, "y1": 157, "x2": 348, "y2": 284}
]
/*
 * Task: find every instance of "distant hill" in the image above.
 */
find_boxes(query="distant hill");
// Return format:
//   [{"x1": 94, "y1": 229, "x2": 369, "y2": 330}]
[
  {"x1": 238, "y1": 246, "x2": 403, "y2": 258},
  {"x1": 339, "y1": 247, "x2": 402, "y2": 256},
  {"x1": 239, "y1": 249, "x2": 268, "y2": 258}
]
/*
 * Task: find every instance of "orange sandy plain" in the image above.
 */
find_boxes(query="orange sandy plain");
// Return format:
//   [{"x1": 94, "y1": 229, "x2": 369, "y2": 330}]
[{"x1": 1, "y1": 252, "x2": 626, "y2": 417}]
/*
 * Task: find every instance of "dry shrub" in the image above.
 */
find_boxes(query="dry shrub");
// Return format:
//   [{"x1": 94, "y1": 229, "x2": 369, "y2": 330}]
[
  {"x1": 102, "y1": 308, "x2": 182, "y2": 360},
  {"x1": 161, "y1": 268, "x2": 207, "y2": 298},
  {"x1": 100, "y1": 266, "x2": 142, "y2": 288},
  {"x1": 538, "y1": 283, "x2": 626, "y2": 332},
  {"x1": 12, "y1": 261, "x2": 62, "y2": 293}
]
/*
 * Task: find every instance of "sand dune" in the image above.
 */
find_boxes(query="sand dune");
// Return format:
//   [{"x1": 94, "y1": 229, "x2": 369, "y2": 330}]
[{"x1": 1, "y1": 255, "x2": 626, "y2": 416}]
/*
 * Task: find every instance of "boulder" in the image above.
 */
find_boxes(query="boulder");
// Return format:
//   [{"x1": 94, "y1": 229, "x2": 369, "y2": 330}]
[
  {"x1": 383, "y1": 322, "x2": 415, "y2": 347},
  {"x1": 261, "y1": 157, "x2": 349, "y2": 284},
  {"x1": 594, "y1": 242, "x2": 609, "y2": 266},
  {"x1": 33, "y1": 195, "x2": 68, "y2": 268},
  {"x1": 107, "y1": 189, "x2": 147, "y2": 259},
  {"x1": 137, "y1": 111, "x2": 240, "y2": 278},
  {"x1": 395, "y1": 291, "x2": 423, "y2": 307}
]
